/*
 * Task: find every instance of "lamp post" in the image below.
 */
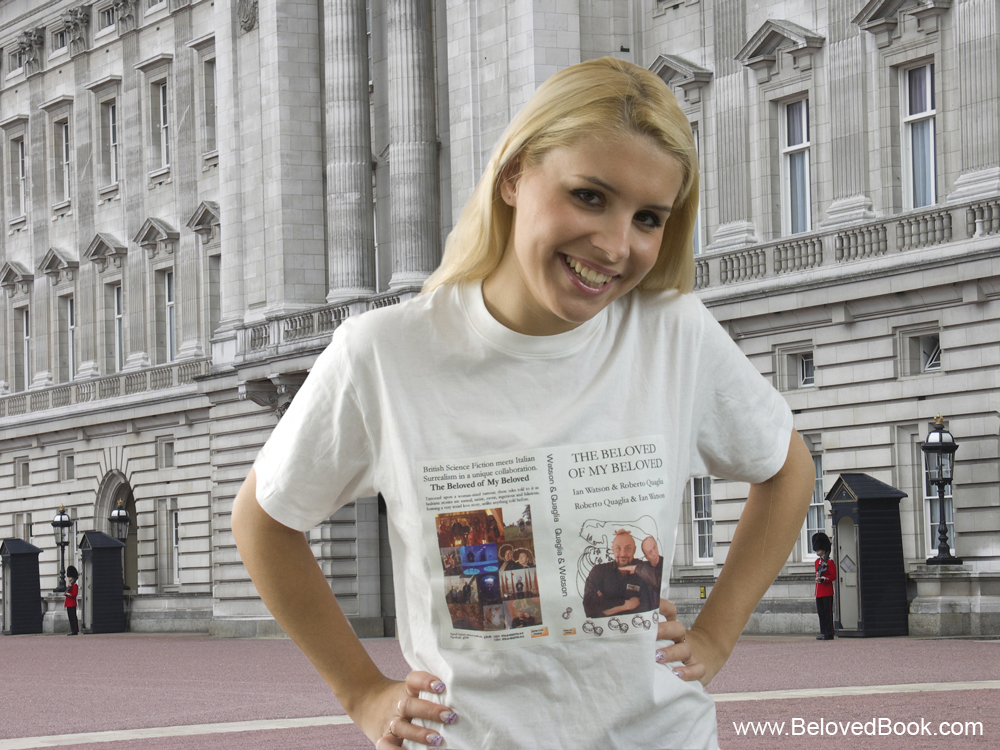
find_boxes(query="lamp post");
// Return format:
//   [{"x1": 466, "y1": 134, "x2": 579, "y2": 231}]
[
  {"x1": 108, "y1": 499, "x2": 131, "y2": 590},
  {"x1": 921, "y1": 415, "x2": 962, "y2": 565},
  {"x1": 51, "y1": 505, "x2": 73, "y2": 593}
]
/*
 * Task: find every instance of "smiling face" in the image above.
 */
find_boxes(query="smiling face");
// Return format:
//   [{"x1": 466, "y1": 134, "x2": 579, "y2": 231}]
[
  {"x1": 612, "y1": 532, "x2": 636, "y2": 568},
  {"x1": 482, "y1": 132, "x2": 685, "y2": 336}
]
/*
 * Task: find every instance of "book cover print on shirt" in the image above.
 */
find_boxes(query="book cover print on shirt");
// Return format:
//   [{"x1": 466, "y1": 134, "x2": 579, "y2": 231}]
[{"x1": 420, "y1": 436, "x2": 669, "y2": 650}]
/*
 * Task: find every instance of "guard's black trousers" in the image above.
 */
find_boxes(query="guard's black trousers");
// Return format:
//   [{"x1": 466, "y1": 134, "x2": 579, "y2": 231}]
[{"x1": 816, "y1": 596, "x2": 834, "y2": 637}]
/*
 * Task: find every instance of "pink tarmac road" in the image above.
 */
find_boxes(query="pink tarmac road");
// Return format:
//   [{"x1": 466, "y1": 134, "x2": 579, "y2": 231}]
[{"x1": 1, "y1": 633, "x2": 997, "y2": 749}]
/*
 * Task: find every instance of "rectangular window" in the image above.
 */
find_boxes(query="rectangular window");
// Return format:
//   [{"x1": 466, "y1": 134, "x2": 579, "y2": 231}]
[
  {"x1": 692, "y1": 477, "x2": 713, "y2": 564},
  {"x1": 14, "y1": 307, "x2": 29, "y2": 391},
  {"x1": 58, "y1": 295, "x2": 76, "y2": 382},
  {"x1": 904, "y1": 63, "x2": 937, "y2": 209},
  {"x1": 171, "y1": 509, "x2": 181, "y2": 584},
  {"x1": 21, "y1": 308, "x2": 31, "y2": 390},
  {"x1": 60, "y1": 451, "x2": 76, "y2": 482},
  {"x1": 152, "y1": 81, "x2": 170, "y2": 169},
  {"x1": 158, "y1": 437, "x2": 175, "y2": 469},
  {"x1": 692, "y1": 125, "x2": 701, "y2": 255},
  {"x1": 166, "y1": 271, "x2": 175, "y2": 361},
  {"x1": 14, "y1": 458, "x2": 30, "y2": 488},
  {"x1": 9, "y1": 49, "x2": 24, "y2": 71},
  {"x1": 11, "y1": 137, "x2": 26, "y2": 217},
  {"x1": 901, "y1": 329, "x2": 942, "y2": 376},
  {"x1": 923, "y1": 454, "x2": 954, "y2": 555},
  {"x1": 805, "y1": 455, "x2": 825, "y2": 554},
  {"x1": 54, "y1": 120, "x2": 72, "y2": 203},
  {"x1": 101, "y1": 101, "x2": 120, "y2": 186},
  {"x1": 53, "y1": 30, "x2": 68, "y2": 51},
  {"x1": 98, "y1": 6, "x2": 116, "y2": 30},
  {"x1": 208, "y1": 254, "x2": 221, "y2": 337},
  {"x1": 799, "y1": 352, "x2": 815, "y2": 387},
  {"x1": 783, "y1": 99, "x2": 811, "y2": 235},
  {"x1": 113, "y1": 284, "x2": 124, "y2": 372},
  {"x1": 203, "y1": 59, "x2": 217, "y2": 153},
  {"x1": 14, "y1": 512, "x2": 33, "y2": 541}
]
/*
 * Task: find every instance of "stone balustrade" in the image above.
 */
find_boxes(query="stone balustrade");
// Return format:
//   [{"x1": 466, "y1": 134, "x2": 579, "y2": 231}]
[
  {"x1": 694, "y1": 199, "x2": 998, "y2": 292},
  {"x1": 0, "y1": 358, "x2": 211, "y2": 418}
]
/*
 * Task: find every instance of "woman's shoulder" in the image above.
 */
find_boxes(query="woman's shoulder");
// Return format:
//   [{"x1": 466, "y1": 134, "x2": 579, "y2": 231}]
[{"x1": 335, "y1": 284, "x2": 461, "y2": 351}]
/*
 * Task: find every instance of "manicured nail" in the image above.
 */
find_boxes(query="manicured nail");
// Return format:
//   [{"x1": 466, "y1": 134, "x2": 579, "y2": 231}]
[
  {"x1": 428, "y1": 734, "x2": 444, "y2": 746},
  {"x1": 440, "y1": 711, "x2": 458, "y2": 724},
  {"x1": 655, "y1": 652, "x2": 666, "y2": 663},
  {"x1": 673, "y1": 669, "x2": 683, "y2": 678},
  {"x1": 431, "y1": 680, "x2": 446, "y2": 693}
]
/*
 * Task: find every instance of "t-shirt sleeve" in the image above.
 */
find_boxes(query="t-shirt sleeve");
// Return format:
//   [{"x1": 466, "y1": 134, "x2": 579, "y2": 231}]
[
  {"x1": 252, "y1": 326, "x2": 377, "y2": 531},
  {"x1": 688, "y1": 301, "x2": 794, "y2": 484}
]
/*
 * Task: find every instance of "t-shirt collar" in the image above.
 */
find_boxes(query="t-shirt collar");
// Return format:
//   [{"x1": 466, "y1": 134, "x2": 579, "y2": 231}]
[{"x1": 459, "y1": 279, "x2": 607, "y2": 358}]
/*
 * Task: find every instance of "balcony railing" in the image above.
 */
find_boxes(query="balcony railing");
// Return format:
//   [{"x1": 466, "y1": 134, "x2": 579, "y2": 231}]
[
  {"x1": 0, "y1": 358, "x2": 211, "y2": 419},
  {"x1": 694, "y1": 197, "x2": 1000, "y2": 293},
  {"x1": 236, "y1": 287, "x2": 417, "y2": 362}
]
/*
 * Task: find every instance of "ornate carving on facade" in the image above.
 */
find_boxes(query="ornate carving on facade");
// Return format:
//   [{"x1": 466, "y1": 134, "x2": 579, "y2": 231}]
[
  {"x1": 17, "y1": 28, "x2": 44, "y2": 76},
  {"x1": 0, "y1": 261, "x2": 34, "y2": 297},
  {"x1": 39, "y1": 248, "x2": 80, "y2": 284},
  {"x1": 62, "y1": 6, "x2": 90, "y2": 55},
  {"x1": 649, "y1": 54, "x2": 714, "y2": 104},
  {"x1": 84, "y1": 233, "x2": 128, "y2": 273},
  {"x1": 134, "y1": 218, "x2": 180, "y2": 259},
  {"x1": 736, "y1": 20, "x2": 825, "y2": 83},
  {"x1": 238, "y1": 0, "x2": 258, "y2": 33},
  {"x1": 113, "y1": 0, "x2": 139, "y2": 34},
  {"x1": 853, "y1": 0, "x2": 952, "y2": 47},
  {"x1": 238, "y1": 373, "x2": 307, "y2": 418}
]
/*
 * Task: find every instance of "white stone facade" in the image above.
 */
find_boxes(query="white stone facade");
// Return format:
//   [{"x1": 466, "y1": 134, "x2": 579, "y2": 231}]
[{"x1": 0, "y1": 0, "x2": 997, "y2": 637}]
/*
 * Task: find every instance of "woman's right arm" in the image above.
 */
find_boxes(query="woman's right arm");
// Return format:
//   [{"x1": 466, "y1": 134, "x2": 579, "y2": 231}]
[{"x1": 231, "y1": 468, "x2": 456, "y2": 748}]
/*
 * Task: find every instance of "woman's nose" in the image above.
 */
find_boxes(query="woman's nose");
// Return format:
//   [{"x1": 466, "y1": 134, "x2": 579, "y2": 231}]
[{"x1": 595, "y1": 215, "x2": 632, "y2": 261}]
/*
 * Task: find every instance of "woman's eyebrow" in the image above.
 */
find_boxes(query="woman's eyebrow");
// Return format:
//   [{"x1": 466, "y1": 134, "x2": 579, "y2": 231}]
[{"x1": 578, "y1": 175, "x2": 673, "y2": 213}]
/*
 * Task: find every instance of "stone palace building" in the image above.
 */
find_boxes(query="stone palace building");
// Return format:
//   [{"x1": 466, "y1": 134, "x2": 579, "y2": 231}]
[{"x1": 0, "y1": 0, "x2": 997, "y2": 637}]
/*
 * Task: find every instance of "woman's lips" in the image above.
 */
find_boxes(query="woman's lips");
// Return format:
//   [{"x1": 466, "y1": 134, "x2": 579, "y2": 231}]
[{"x1": 562, "y1": 254, "x2": 616, "y2": 290}]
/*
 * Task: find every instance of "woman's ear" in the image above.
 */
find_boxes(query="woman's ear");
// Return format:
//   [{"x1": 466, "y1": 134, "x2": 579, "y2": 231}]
[{"x1": 498, "y1": 158, "x2": 521, "y2": 207}]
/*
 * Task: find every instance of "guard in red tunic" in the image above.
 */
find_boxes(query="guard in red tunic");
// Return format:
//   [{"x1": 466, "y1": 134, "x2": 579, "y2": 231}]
[
  {"x1": 64, "y1": 565, "x2": 80, "y2": 636},
  {"x1": 812, "y1": 533, "x2": 837, "y2": 640}
]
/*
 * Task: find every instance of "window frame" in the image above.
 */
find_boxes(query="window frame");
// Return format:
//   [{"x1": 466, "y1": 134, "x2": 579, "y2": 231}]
[
  {"x1": 59, "y1": 450, "x2": 76, "y2": 482},
  {"x1": 901, "y1": 61, "x2": 937, "y2": 210},
  {"x1": 691, "y1": 476, "x2": 714, "y2": 565},
  {"x1": 171, "y1": 508, "x2": 181, "y2": 584},
  {"x1": 113, "y1": 283, "x2": 124, "y2": 373},
  {"x1": 922, "y1": 447, "x2": 954, "y2": 557},
  {"x1": 14, "y1": 457, "x2": 30, "y2": 488},
  {"x1": 97, "y1": 5, "x2": 116, "y2": 33},
  {"x1": 21, "y1": 307, "x2": 31, "y2": 390},
  {"x1": 803, "y1": 454, "x2": 826, "y2": 557},
  {"x1": 897, "y1": 325, "x2": 943, "y2": 378},
  {"x1": 781, "y1": 97, "x2": 812, "y2": 235},
  {"x1": 53, "y1": 119, "x2": 72, "y2": 205},
  {"x1": 157, "y1": 436, "x2": 175, "y2": 469},
  {"x1": 11, "y1": 136, "x2": 27, "y2": 218}
]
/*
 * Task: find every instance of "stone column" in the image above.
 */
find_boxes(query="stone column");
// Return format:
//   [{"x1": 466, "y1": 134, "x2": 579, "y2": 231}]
[
  {"x1": 325, "y1": 0, "x2": 376, "y2": 301},
  {"x1": 707, "y1": 0, "x2": 757, "y2": 251},
  {"x1": 121, "y1": 30, "x2": 149, "y2": 370},
  {"x1": 28, "y1": 66, "x2": 54, "y2": 388},
  {"x1": 821, "y1": 32, "x2": 875, "y2": 227},
  {"x1": 949, "y1": 0, "x2": 1000, "y2": 200},
  {"x1": 387, "y1": 0, "x2": 440, "y2": 288}
]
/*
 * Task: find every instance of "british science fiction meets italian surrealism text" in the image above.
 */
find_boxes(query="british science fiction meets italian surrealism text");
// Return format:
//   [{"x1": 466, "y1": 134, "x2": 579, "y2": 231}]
[{"x1": 419, "y1": 436, "x2": 671, "y2": 650}]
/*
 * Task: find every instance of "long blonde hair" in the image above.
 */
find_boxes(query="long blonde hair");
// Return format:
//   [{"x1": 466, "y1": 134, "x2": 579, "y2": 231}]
[{"x1": 423, "y1": 57, "x2": 699, "y2": 295}]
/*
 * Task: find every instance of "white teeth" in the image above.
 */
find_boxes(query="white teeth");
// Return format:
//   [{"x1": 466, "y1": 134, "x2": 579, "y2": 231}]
[{"x1": 565, "y1": 255, "x2": 612, "y2": 287}]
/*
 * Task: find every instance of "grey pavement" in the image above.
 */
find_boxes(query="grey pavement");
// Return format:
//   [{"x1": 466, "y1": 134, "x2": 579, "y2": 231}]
[{"x1": 0, "y1": 633, "x2": 996, "y2": 749}]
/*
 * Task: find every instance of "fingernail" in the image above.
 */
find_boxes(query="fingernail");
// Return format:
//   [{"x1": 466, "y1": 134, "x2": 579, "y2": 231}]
[
  {"x1": 431, "y1": 680, "x2": 446, "y2": 693},
  {"x1": 673, "y1": 669, "x2": 683, "y2": 678},
  {"x1": 440, "y1": 711, "x2": 458, "y2": 724},
  {"x1": 428, "y1": 734, "x2": 444, "y2": 746},
  {"x1": 655, "y1": 652, "x2": 666, "y2": 663}
]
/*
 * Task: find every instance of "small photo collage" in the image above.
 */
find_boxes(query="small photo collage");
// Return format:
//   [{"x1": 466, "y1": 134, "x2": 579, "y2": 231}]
[{"x1": 436, "y1": 505, "x2": 542, "y2": 632}]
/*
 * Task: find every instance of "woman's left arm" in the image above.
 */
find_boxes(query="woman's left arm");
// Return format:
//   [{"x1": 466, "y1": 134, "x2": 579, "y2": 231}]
[{"x1": 656, "y1": 428, "x2": 815, "y2": 685}]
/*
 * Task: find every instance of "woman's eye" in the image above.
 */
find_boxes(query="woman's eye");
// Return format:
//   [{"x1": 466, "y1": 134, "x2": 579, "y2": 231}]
[
  {"x1": 573, "y1": 189, "x2": 603, "y2": 206},
  {"x1": 635, "y1": 211, "x2": 663, "y2": 229}
]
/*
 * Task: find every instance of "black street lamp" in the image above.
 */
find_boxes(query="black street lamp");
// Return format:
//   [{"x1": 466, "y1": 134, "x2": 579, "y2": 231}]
[
  {"x1": 921, "y1": 415, "x2": 962, "y2": 565},
  {"x1": 51, "y1": 504, "x2": 73, "y2": 593},
  {"x1": 109, "y1": 499, "x2": 131, "y2": 590}
]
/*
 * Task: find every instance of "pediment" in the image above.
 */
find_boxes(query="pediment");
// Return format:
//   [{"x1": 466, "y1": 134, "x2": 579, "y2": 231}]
[
  {"x1": 649, "y1": 55, "x2": 713, "y2": 104},
  {"x1": 186, "y1": 200, "x2": 221, "y2": 241},
  {"x1": 737, "y1": 20, "x2": 825, "y2": 83},
  {"x1": 84, "y1": 232, "x2": 128, "y2": 272},
  {"x1": 0, "y1": 260, "x2": 33, "y2": 296},
  {"x1": 40, "y1": 247, "x2": 80, "y2": 282},
  {"x1": 853, "y1": 0, "x2": 951, "y2": 46},
  {"x1": 134, "y1": 217, "x2": 179, "y2": 258}
]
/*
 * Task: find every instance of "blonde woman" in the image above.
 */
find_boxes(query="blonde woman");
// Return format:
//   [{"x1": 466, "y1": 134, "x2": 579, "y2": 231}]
[{"x1": 233, "y1": 57, "x2": 814, "y2": 749}]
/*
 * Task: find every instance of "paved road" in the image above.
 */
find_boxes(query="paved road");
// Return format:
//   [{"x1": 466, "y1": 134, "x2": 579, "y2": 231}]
[{"x1": 1, "y1": 633, "x2": 996, "y2": 749}]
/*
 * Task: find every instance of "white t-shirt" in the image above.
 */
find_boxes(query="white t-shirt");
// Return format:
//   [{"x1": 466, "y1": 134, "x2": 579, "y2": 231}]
[{"x1": 254, "y1": 280, "x2": 793, "y2": 750}]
